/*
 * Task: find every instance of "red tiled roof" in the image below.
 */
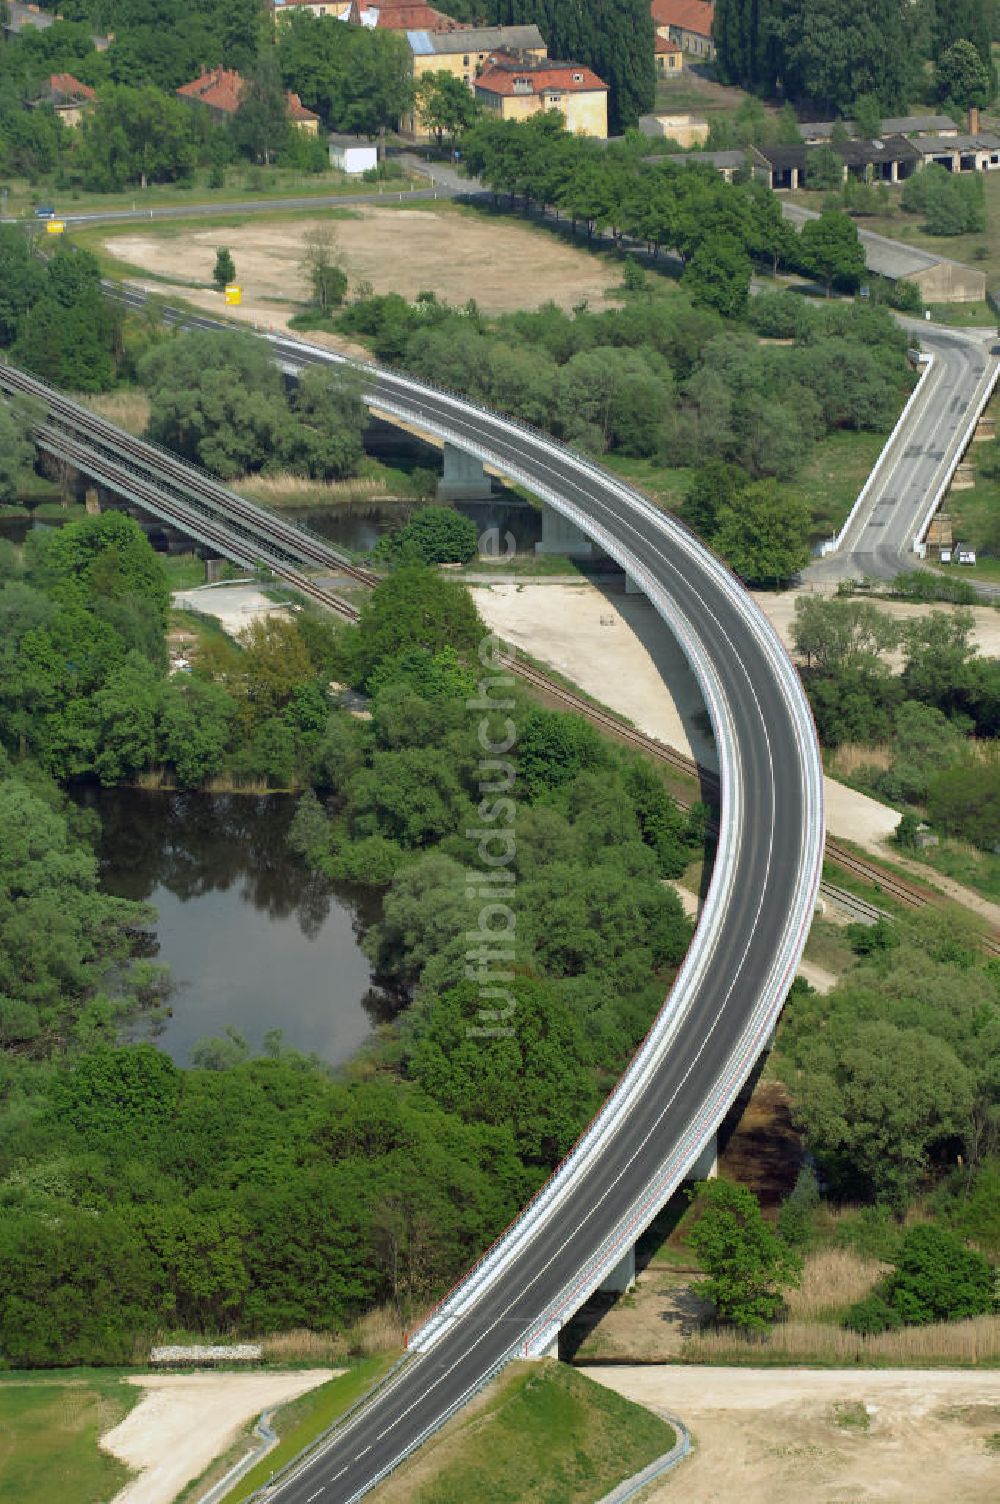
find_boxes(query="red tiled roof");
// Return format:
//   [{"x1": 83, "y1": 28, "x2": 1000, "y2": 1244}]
[
  {"x1": 475, "y1": 60, "x2": 607, "y2": 97},
  {"x1": 47, "y1": 71, "x2": 96, "y2": 102},
  {"x1": 287, "y1": 90, "x2": 319, "y2": 121},
  {"x1": 650, "y1": 0, "x2": 714, "y2": 36},
  {"x1": 374, "y1": 3, "x2": 460, "y2": 30},
  {"x1": 654, "y1": 35, "x2": 681, "y2": 52},
  {"x1": 177, "y1": 69, "x2": 319, "y2": 123},
  {"x1": 176, "y1": 67, "x2": 245, "y2": 113}
]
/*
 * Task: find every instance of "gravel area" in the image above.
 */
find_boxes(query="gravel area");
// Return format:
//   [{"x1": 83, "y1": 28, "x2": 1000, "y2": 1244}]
[
  {"x1": 581, "y1": 1365, "x2": 1000, "y2": 1503},
  {"x1": 101, "y1": 1369, "x2": 336, "y2": 1504}
]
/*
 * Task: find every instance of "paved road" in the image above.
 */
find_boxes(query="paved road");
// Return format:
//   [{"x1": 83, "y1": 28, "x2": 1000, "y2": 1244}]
[
  {"x1": 237, "y1": 337, "x2": 823, "y2": 1503},
  {"x1": 806, "y1": 319, "x2": 1000, "y2": 582},
  {"x1": 69, "y1": 296, "x2": 820, "y2": 1502}
]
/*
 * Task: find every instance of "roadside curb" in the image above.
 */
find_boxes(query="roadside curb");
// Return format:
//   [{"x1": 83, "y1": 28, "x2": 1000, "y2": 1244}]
[
  {"x1": 594, "y1": 1408, "x2": 692, "y2": 1503},
  {"x1": 197, "y1": 1409, "x2": 278, "y2": 1504}
]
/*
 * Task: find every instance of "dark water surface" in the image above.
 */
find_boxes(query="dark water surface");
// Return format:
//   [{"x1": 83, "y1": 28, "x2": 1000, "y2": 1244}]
[
  {"x1": 76, "y1": 788, "x2": 392, "y2": 1067},
  {"x1": 296, "y1": 497, "x2": 543, "y2": 555}
]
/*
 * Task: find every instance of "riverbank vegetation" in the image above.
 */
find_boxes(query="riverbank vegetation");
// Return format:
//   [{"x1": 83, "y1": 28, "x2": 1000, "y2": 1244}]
[{"x1": 0, "y1": 518, "x2": 709, "y2": 1364}]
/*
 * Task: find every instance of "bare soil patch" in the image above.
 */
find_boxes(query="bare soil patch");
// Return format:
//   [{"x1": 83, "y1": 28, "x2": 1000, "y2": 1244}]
[
  {"x1": 583, "y1": 1365, "x2": 1000, "y2": 1504},
  {"x1": 103, "y1": 205, "x2": 622, "y2": 319},
  {"x1": 719, "y1": 1080, "x2": 804, "y2": 1213},
  {"x1": 100, "y1": 1369, "x2": 335, "y2": 1504}
]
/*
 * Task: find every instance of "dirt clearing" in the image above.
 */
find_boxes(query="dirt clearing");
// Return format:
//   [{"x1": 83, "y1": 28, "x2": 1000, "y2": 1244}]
[
  {"x1": 101, "y1": 1369, "x2": 335, "y2": 1504},
  {"x1": 471, "y1": 578, "x2": 902, "y2": 854},
  {"x1": 103, "y1": 205, "x2": 623, "y2": 319},
  {"x1": 581, "y1": 1365, "x2": 1000, "y2": 1503}
]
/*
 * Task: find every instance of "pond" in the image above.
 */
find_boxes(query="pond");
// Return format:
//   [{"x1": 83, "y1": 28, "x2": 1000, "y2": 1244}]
[
  {"x1": 75, "y1": 788, "x2": 394, "y2": 1068},
  {"x1": 294, "y1": 496, "x2": 544, "y2": 557}
]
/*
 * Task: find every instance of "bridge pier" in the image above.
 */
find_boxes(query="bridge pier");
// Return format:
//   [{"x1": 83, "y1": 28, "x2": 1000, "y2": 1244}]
[
  {"x1": 687, "y1": 1132, "x2": 718, "y2": 1181},
  {"x1": 437, "y1": 442, "x2": 493, "y2": 501},
  {"x1": 535, "y1": 501, "x2": 594, "y2": 558},
  {"x1": 85, "y1": 485, "x2": 101, "y2": 516},
  {"x1": 625, "y1": 572, "x2": 643, "y2": 595},
  {"x1": 598, "y1": 1244, "x2": 636, "y2": 1294}
]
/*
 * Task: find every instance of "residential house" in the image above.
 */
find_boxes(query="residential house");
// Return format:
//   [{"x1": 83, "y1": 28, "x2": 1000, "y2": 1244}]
[
  {"x1": 475, "y1": 58, "x2": 608, "y2": 139},
  {"x1": 271, "y1": 0, "x2": 356, "y2": 20},
  {"x1": 361, "y1": 2, "x2": 460, "y2": 28},
  {"x1": 404, "y1": 23, "x2": 547, "y2": 135},
  {"x1": 33, "y1": 72, "x2": 97, "y2": 127},
  {"x1": 654, "y1": 35, "x2": 683, "y2": 76},
  {"x1": 650, "y1": 0, "x2": 715, "y2": 61},
  {"x1": 177, "y1": 68, "x2": 321, "y2": 135}
]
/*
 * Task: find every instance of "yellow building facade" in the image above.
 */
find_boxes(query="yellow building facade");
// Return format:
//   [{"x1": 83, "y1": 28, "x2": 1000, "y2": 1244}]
[
  {"x1": 474, "y1": 62, "x2": 608, "y2": 139},
  {"x1": 405, "y1": 23, "x2": 546, "y2": 134}
]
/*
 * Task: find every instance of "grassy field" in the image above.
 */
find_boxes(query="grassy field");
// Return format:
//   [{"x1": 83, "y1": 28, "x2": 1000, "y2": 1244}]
[
  {"x1": 373, "y1": 1361, "x2": 674, "y2": 1504},
  {"x1": 0, "y1": 1371, "x2": 139, "y2": 1504},
  {"x1": 3, "y1": 163, "x2": 420, "y2": 221},
  {"x1": 604, "y1": 426, "x2": 887, "y2": 541},
  {"x1": 787, "y1": 170, "x2": 1000, "y2": 291},
  {"x1": 223, "y1": 1354, "x2": 400, "y2": 1504}
]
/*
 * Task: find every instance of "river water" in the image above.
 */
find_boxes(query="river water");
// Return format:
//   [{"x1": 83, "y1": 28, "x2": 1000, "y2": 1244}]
[{"x1": 77, "y1": 788, "x2": 392, "y2": 1068}]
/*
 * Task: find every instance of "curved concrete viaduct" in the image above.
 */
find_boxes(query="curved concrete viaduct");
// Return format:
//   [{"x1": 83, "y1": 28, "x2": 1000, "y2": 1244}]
[
  {"x1": 1, "y1": 324, "x2": 824, "y2": 1502},
  {"x1": 252, "y1": 334, "x2": 825, "y2": 1502}
]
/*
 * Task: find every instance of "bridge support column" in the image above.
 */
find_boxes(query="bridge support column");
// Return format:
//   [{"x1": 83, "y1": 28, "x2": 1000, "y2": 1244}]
[
  {"x1": 688, "y1": 1132, "x2": 718, "y2": 1181},
  {"x1": 437, "y1": 442, "x2": 493, "y2": 501},
  {"x1": 535, "y1": 501, "x2": 594, "y2": 558},
  {"x1": 625, "y1": 572, "x2": 643, "y2": 595},
  {"x1": 598, "y1": 1244, "x2": 636, "y2": 1294}
]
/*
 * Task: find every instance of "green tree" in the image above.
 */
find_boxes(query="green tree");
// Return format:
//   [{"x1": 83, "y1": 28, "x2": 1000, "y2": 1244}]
[
  {"x1": 376, "y1": 506, "x2": 479, "y2": 567},
  {"x1": 806, "y1": 143, "x2": 844, "y2": 191},
  {"x1": 714, "y1": 479, "x2": 811, "y2": 585},
  {"x1": 299, "y1": 226, "x2": 348, "y2": 312},
  {"x1": 405, "y1": 976, "x2": 599, "y2": 1167},
  {"x1": 688, "y1": 1178, "x2": 802, "y2": 1328},
  {"x1": 231, "y1": 52, "x2": 290, "y2": 165},
  {"x1": 415, "y1": 70, "x2": 480, "y2": 148},
  {"x1": 0, "y1": 224, "x2": 46, "y2": 346},
  {"x1": 213, "y1": 246, "x2": 235, "y2": 291},
  {"x1": 792, "y1": 597, "x2": 900, "y2": 674},
  {"x1": 776, "y1": 0, "x2": 915, "y2": 115},
  {"x1": 157, "y1": 676, "x2": 235, "y2": 787},
  {"x1": 0, "y1": 401, "x2": 35, "y2": 503},
  {"x1": 789, "y1": 1019, "x2": 973, "y2": 1206},
  {"x1": 683, "y1": 233, "x2": 752, "y2": 319},
  {"x1": 936, "y1": 37, "x2": 993, "y2": 107},
  {"x1": 799, "y1": 209, "x2": 866, "y2": 295},
  {"x1": 883, "y1": 1224, "x2": 995, "y2": 1324},
  {"x1": 349, "y1": 566, "x2": 482, "y2": 691},
  {"x1": 79, "y1": 86, "x2": 196, "y2": 190}
]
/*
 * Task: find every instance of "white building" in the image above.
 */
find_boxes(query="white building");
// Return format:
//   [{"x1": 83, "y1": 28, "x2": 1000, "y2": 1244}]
[{"x1": 329, "y1": 133, "x2": 378, "y2": 173}]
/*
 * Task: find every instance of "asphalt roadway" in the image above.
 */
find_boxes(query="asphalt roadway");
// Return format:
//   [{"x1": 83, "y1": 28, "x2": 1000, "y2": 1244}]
[
  {"x1": 806, "y1": 319, "x2": 1000, "y2": 583},
  {"x1": 244, "y1": 345, "x2": 821, "y2": 1503}
]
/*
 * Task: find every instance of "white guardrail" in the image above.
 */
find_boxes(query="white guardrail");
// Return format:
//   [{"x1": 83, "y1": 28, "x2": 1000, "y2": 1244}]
[
  {"x1": 912, "y1": 354, "x2": 1000, "y2": 558},
  {"x1": 263, "y1": 333, "x2": 825, "y2": 1367},
  {"x1": 818, "y1": 349, "x2": 934, "y2": 558}
]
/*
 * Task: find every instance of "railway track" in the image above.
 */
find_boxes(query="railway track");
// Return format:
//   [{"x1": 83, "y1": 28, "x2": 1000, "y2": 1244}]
[
  {"x1": 0, "y1": 362, "x2": 380, "y2": 590},
  {"x1": 8, "y1": 357, "x2": 997, "y2": 952}
]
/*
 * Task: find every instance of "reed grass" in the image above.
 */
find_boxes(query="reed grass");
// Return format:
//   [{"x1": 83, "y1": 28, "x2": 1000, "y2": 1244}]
[
  {"x1": 784, "y1": 1249, "x2": 887, "y2": 1322},
  {"x1": 681, "y1": 1315, "x2": 1000, "y2": 1366}
]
